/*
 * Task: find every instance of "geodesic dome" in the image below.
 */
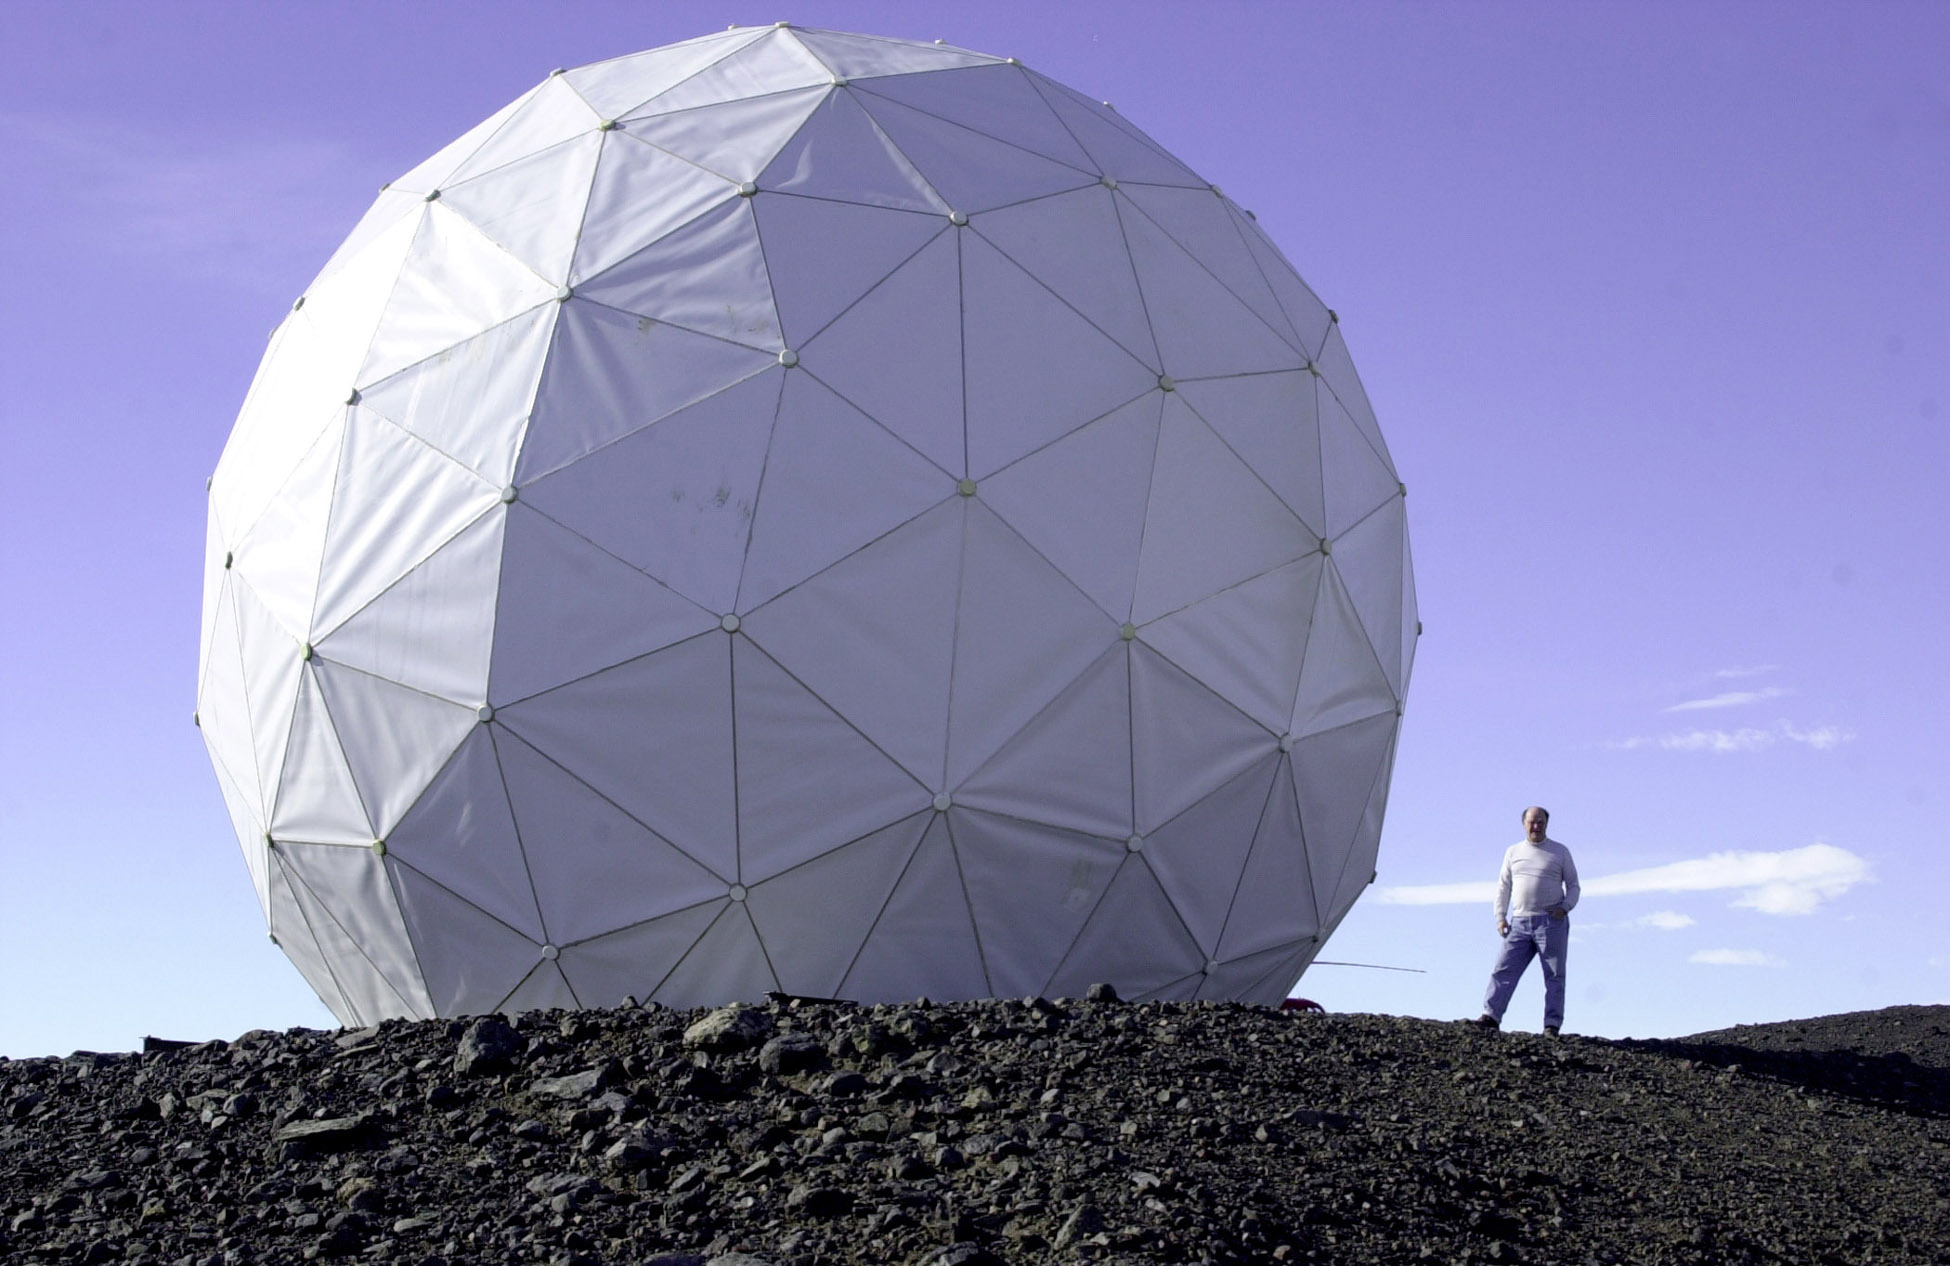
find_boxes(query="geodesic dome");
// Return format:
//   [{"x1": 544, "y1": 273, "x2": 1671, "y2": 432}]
[{"x1": 197, "y1": 25, "x2": 1416, "y2": 1025}]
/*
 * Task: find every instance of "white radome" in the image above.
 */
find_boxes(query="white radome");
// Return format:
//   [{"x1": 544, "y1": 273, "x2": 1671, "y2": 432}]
[{"x1": 198, "y1": 26, "x2": 1416, "y2": 1024}]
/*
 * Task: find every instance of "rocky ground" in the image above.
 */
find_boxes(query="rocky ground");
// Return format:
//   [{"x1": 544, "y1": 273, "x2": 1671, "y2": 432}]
[{"x1": 2, "y1": 994, "x2": 1945, "y2": 1266}]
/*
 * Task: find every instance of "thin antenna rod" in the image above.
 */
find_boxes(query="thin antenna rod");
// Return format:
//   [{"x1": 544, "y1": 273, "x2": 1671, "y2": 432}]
[{"x1": 1310, "y1": 959, "x2": 1426, "y2": 974}]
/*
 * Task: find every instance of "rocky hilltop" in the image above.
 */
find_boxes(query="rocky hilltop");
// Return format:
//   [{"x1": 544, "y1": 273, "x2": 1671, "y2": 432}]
[{"x1": 2, "y1": 995, "x2": 1945, "y2": 1266}]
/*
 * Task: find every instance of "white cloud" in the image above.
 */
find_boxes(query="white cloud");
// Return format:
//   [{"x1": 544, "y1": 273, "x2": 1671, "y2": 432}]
[
  {"x1": 1585, "y1": 843, "x2": 1870, "y2": 914},
  {"x1": 1714, "y1": 664, "x2": 1781, "y2": 679},
  {"x1": 1665, "y1": 686, "x2": 1791, "y2": 712},
  {"x1": 1630, "y1": 910, "x2": 1696, "y2": 930},
  {"x1": 1378, "y1": 843, "x2": 1870, "y2": 915},
  {"x1": 1375, "y1": 880, "x2": 1496, "y2": 906},
  {"x1": 1608, "y1": 720, "x2": 1854, "y2": 753},
  {"x1": 1690, "y1": 948, "x2": 1785, "y2": 967}
]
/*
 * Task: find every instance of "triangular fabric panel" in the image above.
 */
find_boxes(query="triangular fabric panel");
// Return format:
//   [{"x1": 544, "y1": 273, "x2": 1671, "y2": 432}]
[
  {"x1": 961, "y1": 233, "x2": 1156, "y2": 479},
  {"x1": 652, "y1": 903, "x2": 780, "y2": 1006},
  {"x1": 563, "y1": 33, "x2": 761, "y2": 120},
  {"x1": 752, "y1": 192, "x2": 948, "y2": 348},
  {"x1": 278, "y1": 842, "x2": 436, "y2": 1016},
  {"x1": 972, "y1": 185, "x2": 1159, "y2": 368},
  {"x1": 1289, "y1": 566, "x2": 1398, "y2": 739},
  {"x1": 1315, "y1": 324, "x2": 1394, "y2": 471},
  {"x1": 499, "y1": 960, "x2": 582, "y2": 1013},
  {"x1": 217, "y1": 203, "x2": 415, "y2": 539},
  {"x1": 854, "y1": 89, "x2": 1096, "y2": 213},
  {"x1": 576, "y1": 196, "x2": 779, "y2": 349},
  {"x1": 1131, "y1": 396, "x2": 1317, "y2": 625},
  {"x1": 230, "y1": 417, "x2": 343, "y2": 640},
  {"x1": 362, "y1": 204, "x2": 557, "y2": 385},
  {"x1": 1140, "y1": 554, "x2": 1323, "y2": 736},
  {"x1": 301, "y1": 206, "x2": 427, "y2": 388},
  {"x1": 1134, "y1": 971, "x2": 1207, "y2": 1004},
  {"x1": 557, "y1": 900, "x2": 725, "y2": 1009},
  {"x1": 1320, "y1": 390, "x2": 1403, "y2": 540},
  {"x1": 855, "y1": 64, "x2": 1093, "y2": 170},
  {"x1": 440, "y1": 134, "x2": 602, "y2": 284},
  {"x1": 233, "y1": 579, "x2": 303, "y2": 820},
  {"x1": 199, "y1": 509, "x2": 230, "y2": 688},
  {"x1": 841, "y1": 815, "x2": 989, "y2": 1001},
  {"x1": 952, "y1": 810, "x2": 1126, "y2": 997},
  {"x1": 959, "y1": 645, "x2": 1132, "y2": 840},
  {"x1": 267, "y1": 851, "x2": 358, "y2": 1025},
  {"x1": 731, "y1": 636, "x2": 929, "y2": 882},
  {"x1": 1120, "y1": 184, "x2": 1293, "y2": 348},
  {"x1": 946, "y1": 502, "x2": 1119, "y2": 785},
  {"x1": 270, "y1": 669, "x2": 374, "y2": 846},
  {"x1": 1400, "y1": 530, "x2": 1420, "y2": 696},
  {"x1": 274, "y1": 858, "x2": 416, "y2": 1025},
  {"x1": 497, "y1": 632, "x2": 736, "y2": 882},
  {"x1": 1025, "y1": 76, "x2": 1206, "y2": 187},
  {"x1": 625, "y1": 33, "x2": 832, "y2": 118},
  {"x1": 736, "y1": 370, "x2": 954, "y2": 611},
  {"x1": 384, "y1": 727, "x2": 545, "y2": 940},
  {"x1": 1216, "y1": 759, "x2": 1319, "y2": 961},
  {"x1": 1293, "y1": 713, "x2": 1398, "y2": 927},
  {"x1": 214, "y1": 755, "x2": 272, "y2": 919},
  {"x1": 789, "y1": 30, "x2": 999, "y2": 80},
  {"x1": 1197, "y1": 939, "x2": 1311, "y2": 1007},
  {"x1": 977, "y1": 393, "x2": 1160, "y2": 623},
  {"x1": 359, "y1": 304, "x2": 556, "y2": 488},
  {"x1": 745, "y1": 811, "x2": 931, "y2": 998},
  {"x1": 516, "y1": 299, "x2": 777, "y2": 482},
  {"x1": 495, "y1": 728, "x2": 729, "y2": 945},
  {"x1": 1131, "y1": 642, "x2": 1278, "y2": 833},
  {"x1": 569, "y1": 133, "x2": 741, "y2": 282},
  {"x1": 388, "y1": 90, "x2": 531, "y2": 195},
  {"x1": 391, "y1": 862, "x2": 546, "y2": 1016},
  {"x1": 312, "y1": 408, "x2": 498, "y2": 635},
  {"x1": 488, "y1": 505, "x2": 718, "y2": 705},
  {"x1": 741, "y1": 499, "x2": 961, "y2": 786},
  {"x1": 1046, "y1": 856, "x2": 1206, "y2": 1000},
  {"x1": 447, "y1": 73, "x2": 601, "y2": 185},
  {"x1": 311, "y1": 187, "x2": 424, "y2": 291},
  {"x1": 1141, "y1": 754, "x2": 1281, "y2": 955},
  {"x1": 520, "y1": 369, "x2": 783, "y2": 615},
  {"x1": 619, "y1": 87, "x2": 827, "y2": 183},
  {"x1": 1323, "y1": 746, "x2": 1394, "y2": 927},
  {"x1": 759, "y1": 88, "x2": 947, "y2": 213},
  {"x1": 198, "y1": 576, "x2": 265, "y2": 823},
  {"x1": 311, "y1": 660, "x2": 479, "y2": 837},
  {"x1": 799, "y1": 230, "x2": 964, "y2": 475},
  {"x1": 1331, "y1": 498, "x2": 1409, "y2": 694},
  {"x1": 1120, "y1": 206, "x2": 1304, "y2": 380},
  {"x1": 315, "y1": 507, "x2": 504, "y2": 705},
  {"x1": 1173, "y1": 371, "x2": 1326, "y2": 535},
  {"x1": 1232, "y1": 207, "x2": 1334, "y2": 356}
]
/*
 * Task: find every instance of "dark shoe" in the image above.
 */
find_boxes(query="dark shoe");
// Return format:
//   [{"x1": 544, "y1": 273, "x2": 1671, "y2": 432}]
[
  {"x1": 1544, "y1": 1025, "x2": 1560, "y2": 1037},
  {"x1": 1470, "y1": 1015, "x2": 1500, "y2": 1030}
]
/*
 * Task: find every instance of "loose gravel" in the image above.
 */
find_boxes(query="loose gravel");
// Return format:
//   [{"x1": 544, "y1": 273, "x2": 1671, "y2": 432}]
[{"x1": 2, "y1": 994, "x2": 1944, "y2": 1266}]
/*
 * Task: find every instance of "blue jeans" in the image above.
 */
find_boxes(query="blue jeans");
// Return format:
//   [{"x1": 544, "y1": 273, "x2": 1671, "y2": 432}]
[{"x1": 1483, "y1": 913, "x2": 1568, "y2": 1028}]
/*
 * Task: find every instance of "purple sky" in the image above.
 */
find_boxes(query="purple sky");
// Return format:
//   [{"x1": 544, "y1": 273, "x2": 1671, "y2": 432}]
[{"x1": 3, "y1": 1, "x2": 1945, "y2": 1056}]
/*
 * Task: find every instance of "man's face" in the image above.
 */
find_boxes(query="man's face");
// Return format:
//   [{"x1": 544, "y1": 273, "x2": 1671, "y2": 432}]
[{"x1": 1523, "y1": 810, "x2": 1549, "y2": 842}]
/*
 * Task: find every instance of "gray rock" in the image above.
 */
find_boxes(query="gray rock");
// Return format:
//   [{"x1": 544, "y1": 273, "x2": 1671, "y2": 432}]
[
  {"x1": 272, "y1": 1113, "x2": 376, "y2": 1159},
  {"x1": 683, "y1": 1005, "x2": 775, "y2": 1052},
  {"x1": 453, "y1": 1016, "x2": 522, "y2": 1077},
  {"x1": 758, "y1": 1033, "x2": 826, "y2": 1075},
  {"x1": 526, "y1": 1064, "x2": 616, "y2": 1100}
]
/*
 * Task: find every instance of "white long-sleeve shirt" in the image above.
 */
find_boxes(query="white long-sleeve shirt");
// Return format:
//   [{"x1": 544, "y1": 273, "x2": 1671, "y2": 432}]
[{"x1": 1494, "y1": 837, "x2": 1580, "y2": 921}]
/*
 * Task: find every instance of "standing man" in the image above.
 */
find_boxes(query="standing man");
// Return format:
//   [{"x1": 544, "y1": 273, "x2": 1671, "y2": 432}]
[{"x1": 1472, "y1": 806, "x2": 1579, "y2": 1035}]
